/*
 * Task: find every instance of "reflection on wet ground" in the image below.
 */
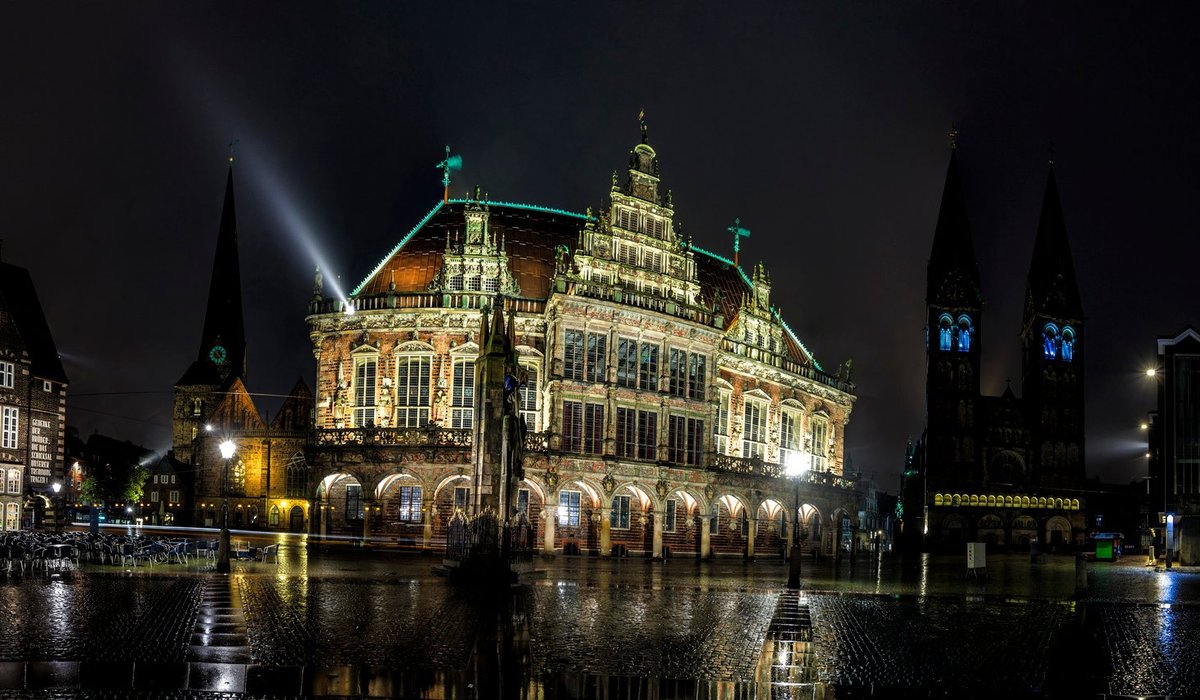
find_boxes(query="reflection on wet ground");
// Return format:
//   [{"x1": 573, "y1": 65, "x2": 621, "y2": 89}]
[{"x1": 1, "y1": 543, "x2": 1199, "y2": 698}]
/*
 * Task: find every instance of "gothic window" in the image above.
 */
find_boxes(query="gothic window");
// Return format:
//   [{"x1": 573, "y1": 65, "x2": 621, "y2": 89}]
[
  {"x1": 345, "y1": 484, "x2": 364, "y2": 521},
  {"x1": 558, "y1": 490, "x2": 581, "y2": 527},
  {"x1": 1061, "y1": 327, "x2": 1075, "y2": 362},
  {"x1": 397, "y1": 485, "x2": 422, "y2": 522},
  {"x1": 938, "y1": 314, "x2": 954, "y2": 351},
  {"x1": 1042, "y1": 323, "x2": 1059, "y2": 360},
  {"x1": 743, "y1": 399, "x2": 766, "y2": 460},
  {"x1": 451, "y1": 360, "x2": 475, "y2": 429},
  {"x1": 230, "y1": 459, "x2": 246, "y2": 496},
  {"x1": 715, "y1": 390, "x2": 731, "y2": 455},
  {"x1": 956, "y1": 315, "x2": 973, "y2": 352},
  {"x1": 285, "y1": 456, "x2": 307, "y2": 498},
  {"x1": 395, "y1": 355, "x2": 431, "y2": 427},
  {"x1": 780, "y1": 408, "x2": 802, "y2": 467},
  {"x1": 353, "y1": 357, "x2": 377, "y2": 427},
  {"x1": 269, "y1": 506, "x2": 280, "y2": 527},
  {"x1": 616, "y1": 338, "x2": 638, "y2": 388},
  {"x1": 518, "y1": 363, "x2": 540, "y2": 429},
  {"x1": 638, "y1": 342, "x2": 659, "y2": 391},
  {"x1": 809, "y1": 415, "x2": 829, "y2": 472},
  {"x1": 610, "y1": 495, "x2": 631, "y2": 529}
]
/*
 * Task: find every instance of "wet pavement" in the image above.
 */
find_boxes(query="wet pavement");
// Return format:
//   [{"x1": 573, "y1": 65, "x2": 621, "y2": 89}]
[{"x1": 1, "y1": 542, "x2": 1198, "y2": 698}]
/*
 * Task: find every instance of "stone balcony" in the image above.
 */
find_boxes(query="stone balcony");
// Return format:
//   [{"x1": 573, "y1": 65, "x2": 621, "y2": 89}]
[{"x1": 706, "y1": 454, "x2": 858, "y2": 490}]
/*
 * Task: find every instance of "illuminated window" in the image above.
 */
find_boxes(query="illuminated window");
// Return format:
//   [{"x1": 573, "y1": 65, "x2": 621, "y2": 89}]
[
  {"x1": 286, "y1": 457, "x2": 307, "y2": 498},
  {"x1": 345, "y1": 484, "x2": 364, "y2": 521},
  {"x1": 518, "y1": 364, "x2": 540, "y2": 429},
  {"x1": 7, "y1": 469, "x2": 20, "y2": 494},
  {"x1": 610, "y1": 495, "x2": 631, "y2": 529},
  {"x1": 809, "y1": 415, "x2": 829, "y2": 472},
  {"x1": 230, "y1": 459, "x2": 246, "y2": 496},
  {"x1": 715, "y1": 390, "x2": 731, "y2": 455},
  {"x1": 269, "y1": 506, "x2": 280, "y2": 527},
  {"x1": 956, "y1": 315, "x2": 973, "y2": 352},
  {"x1": 743, "y1": 399, "x2": 766, "y2": 460},
  {"x1": 150, "y1": 491, "x2": 159, "y2": 503},
  {"x1": 4, "y1": 503, "x2": 17, "y2": 531},
  {"x1": 938, "y1": 314, "x2": 953, "y2": 351},
  {"x1": 780, "y1": 408, "x2": 802, "y2": 466},
  {"x1": 558, "y1": 490, "x2": 580, "y2": 527},
  {"x1": 1061, "y1": 327, "x2": 1075, "y2": 362},
  {"x1": 397, "y1": 485, "x2": 423, "y2": 522},
  {"x1": 451, "y1": 360, "x2": 475, "y2": 429},
  {"x1": 2, "y1": 407, "x2": 18, "y2": 449},
  {"x1": 1042, "y1": 323, "x2": 1059, "y2": 360},
  {"x1": 395, "y1": 355, "x2": 431, "y2": 427},
  {"x1": 353, "y1": 357, "x2": 377, "y2": 427}
]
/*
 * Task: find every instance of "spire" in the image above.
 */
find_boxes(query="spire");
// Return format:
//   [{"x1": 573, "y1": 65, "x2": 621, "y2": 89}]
[
  {"x1": 1025, "y1": 162, "x2": 1083, "y2": 320},
  {"x1": 927, "y1": 149, "x2": 981, "y2": 307},
  {"x1": 193, "y1": 165, "x2": 247, "y2": 382}
]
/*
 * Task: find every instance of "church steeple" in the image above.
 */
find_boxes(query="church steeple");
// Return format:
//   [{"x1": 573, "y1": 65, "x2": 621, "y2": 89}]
[
  {"x1": 180, "y1": 165, "x2": 247, "y2": 385},
  {"x1": 927, "y1": 150, "x2": 981, "y2": 307},
  {"x1": 1024, "y1": 163, "x2": 1083, "y2": 323}
]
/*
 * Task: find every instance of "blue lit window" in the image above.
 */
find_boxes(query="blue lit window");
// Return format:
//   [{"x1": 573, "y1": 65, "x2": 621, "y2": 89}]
[
  {"x1": 1061, "y1": 327, "x2": 1075, "y2": 362},
  {"x1": 1042, "y1": 323, "x2": 1059, "y2": 360},
  {"x1": 956, "y1": 316, "x2": 972, "y2": 352},
  {"x1": 938, "y1": 314, "x2": 953, "y2": 351}
]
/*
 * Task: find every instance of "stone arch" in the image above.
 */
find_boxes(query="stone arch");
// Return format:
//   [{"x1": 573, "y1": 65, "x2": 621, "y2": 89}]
[
  {"x1": 314, "y1": 472, "x2": 366, "y2": 532},
  {"x1": 432, "y1": 473, "x2": 472, "y2": 501},
  {"x1": 1045, "y1": 515, "x2": 1072, "y2": 547}
]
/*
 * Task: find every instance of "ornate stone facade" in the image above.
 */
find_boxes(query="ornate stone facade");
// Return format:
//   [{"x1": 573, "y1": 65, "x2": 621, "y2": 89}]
[{"x1": 302, "y1": 127, "x2": 860, "y2": 558}]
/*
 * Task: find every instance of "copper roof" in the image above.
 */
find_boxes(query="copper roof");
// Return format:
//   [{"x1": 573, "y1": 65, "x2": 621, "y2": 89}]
[{"x1": 356, "y1": 202, "x2": 583, "y2": 298}]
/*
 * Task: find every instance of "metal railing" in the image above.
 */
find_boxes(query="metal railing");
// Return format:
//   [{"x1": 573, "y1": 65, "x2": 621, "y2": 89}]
[
  {"x1": 309, "y1": 294, "x2": 546, "y2": 316},
  {"x1": 721, "y1": 339, "x2": 853, "y2": 393},
  {"x1": 707, "y1": 453, "x2": 857, "y2": 489},
  {"x1": 311, "y1": 427, "x2": 472, "y2": 448},
  {"x1": 567, "y1": 280, "x2": 717, "y2": 327}
]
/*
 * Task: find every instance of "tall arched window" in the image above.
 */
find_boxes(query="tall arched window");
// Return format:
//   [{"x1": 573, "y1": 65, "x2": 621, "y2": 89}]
[
  {"x1": 451, "y1": 359, "x2": 475, "y2": 429},
  {"x1": 1042, "y1": 323, "x2": 1059, "y2": 360},
  {"x1": 285, "y1": 455, "x2": 307, "y2": 498},
  {"x1": 938, "y1": 314, "x2": 954, "y2": 351},
  {"x1": 1061, "y1": 327, "x2": 1075, "y2": 362},
  {"x1": 230, "y1": 459, "x2": 246, "y2": 496},
  {"x1": 956, "y1": 315, "x2": 973, "y2": 352}
]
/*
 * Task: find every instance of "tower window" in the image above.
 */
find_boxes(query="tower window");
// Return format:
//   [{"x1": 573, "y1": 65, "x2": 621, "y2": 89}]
[
  {"x1": 1043, "y1": 323, "x2": 1060, "y2": 360},
  {"x1": 1061, "y1": 327, "x2": 1075, "y2": 362},
  {"x1": 353, "y1": 357, "x2": 377, "y2": 427},
  {"x1": 451, "y1": 360, "x2": 475, "y2": 429},
  {"x1": 938, "y1": 314, "x2": 953, "y2": 351},
  {"x1": 956, "y1": 316, "x2": 973, "y2": 353}
]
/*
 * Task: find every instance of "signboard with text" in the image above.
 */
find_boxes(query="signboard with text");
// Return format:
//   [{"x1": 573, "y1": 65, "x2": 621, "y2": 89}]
[{"x1": 27, "y1": 410, "x2": 59, "y2": 490}]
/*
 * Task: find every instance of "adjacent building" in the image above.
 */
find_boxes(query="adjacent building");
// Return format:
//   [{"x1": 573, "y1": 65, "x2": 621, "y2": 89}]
[
  {"x1": 902, "y1": 149, "x2": 1089, "y2": 550},
  {"x1": 1147, "y1": 327, "x2": 1200, "y2": 564},
  {"x1": 0, "y1": 252, "x2": 68, "y2": 530}
]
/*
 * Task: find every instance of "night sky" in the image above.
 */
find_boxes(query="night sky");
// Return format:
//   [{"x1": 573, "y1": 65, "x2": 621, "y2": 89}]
[{"x1": 4, "y1": 3, "x2": 1198, "y2": 491}]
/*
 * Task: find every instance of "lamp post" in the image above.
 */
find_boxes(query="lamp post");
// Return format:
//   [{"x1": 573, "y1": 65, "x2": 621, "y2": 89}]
[
  {"x1": 785, "y1": 455, "x2": 808, "y2": 589},
  {"x1": 50, "y1": 482, "x2": 62, "y2": 533},
  {"x1": 216, "y1": 439, "x2": 236, "y2": 574}
]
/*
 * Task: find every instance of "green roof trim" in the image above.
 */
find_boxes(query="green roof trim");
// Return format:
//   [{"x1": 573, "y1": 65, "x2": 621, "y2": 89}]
[
  {"x1": 691, "y1": 244, "x2": 822, "y2": 372},
  {"x1": 351, "y1": 200, "x2": 445, "y2": 296},
  {"x1": 447, "y1": 198, "x2": 593, "y2": 221}
]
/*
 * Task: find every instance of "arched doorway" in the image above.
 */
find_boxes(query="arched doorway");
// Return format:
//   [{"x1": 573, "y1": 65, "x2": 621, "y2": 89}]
[{"x1": 289, "y1": 505, "x2": 305, "y2": 532}]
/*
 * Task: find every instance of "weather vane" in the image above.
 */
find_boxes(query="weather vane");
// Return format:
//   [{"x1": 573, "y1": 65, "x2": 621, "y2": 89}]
[
  {"x1": 728, "y1": 217, "x2": 751, "y2": 267},
  {"x1": 948, "y1": 125, "x2": 958, "y2": 150},
  {"x1": 436, "y1": 145, "x2": 463, "y2": 203},
  {"x1": 639, "y1": 109, "x2": 648, "y2": 144},
  {"x1": 228, "y1": 138, "x2": 240, "y2": 164}
]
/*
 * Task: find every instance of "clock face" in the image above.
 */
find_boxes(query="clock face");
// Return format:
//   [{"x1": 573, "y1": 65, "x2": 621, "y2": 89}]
[{"x1": 209, "y1": 345, "x2": 228, "y2": 365}]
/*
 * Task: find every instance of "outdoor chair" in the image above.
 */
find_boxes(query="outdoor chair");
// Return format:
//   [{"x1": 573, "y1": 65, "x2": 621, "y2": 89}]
[{"x1": 260, "y1": 544, "x2": 279, "y2": 564}]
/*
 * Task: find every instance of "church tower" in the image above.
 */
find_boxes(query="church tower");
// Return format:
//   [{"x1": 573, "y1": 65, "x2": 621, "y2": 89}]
[
  {"x1": 924, "y1": 148, "x2": 983, "y2": 482},
  {"x1": 1020, "y1": 163, "x2": 1084, "y2": 486},
  {"x1": 173, "y1": 164, "x2": 247, "y2": 463}
]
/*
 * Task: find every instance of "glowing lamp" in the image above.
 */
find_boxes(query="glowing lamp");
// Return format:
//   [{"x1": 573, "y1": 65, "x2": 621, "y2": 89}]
[
  {"x1": 219, "y1": 440, "x2": 237, "y2": 459},
  {"x1": 51, "y1": 482, "x2": 62, "y2": 493},
  {"x1": 1147, "y1": 368, "x2": 1158, "y2": 377},
  {"x1": 784, "y1": 454, "x2": 808, "y2": 479}
]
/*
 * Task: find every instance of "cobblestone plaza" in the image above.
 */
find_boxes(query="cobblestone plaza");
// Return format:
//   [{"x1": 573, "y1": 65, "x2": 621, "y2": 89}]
[{"x1": 1, "y1": 540, "x2": 1197, "y2": 698}]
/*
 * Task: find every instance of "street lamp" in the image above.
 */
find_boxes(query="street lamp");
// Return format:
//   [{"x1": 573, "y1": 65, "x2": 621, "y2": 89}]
[
  {"x1": 51, "y1": 482, "x2": 62, "y2": 533},
  {"x1": 216, "y1": 439, "x2": 236, "y2": 574},
  {"x1": 785, "y1": 454, "x2": 808, "y2": 589}
]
